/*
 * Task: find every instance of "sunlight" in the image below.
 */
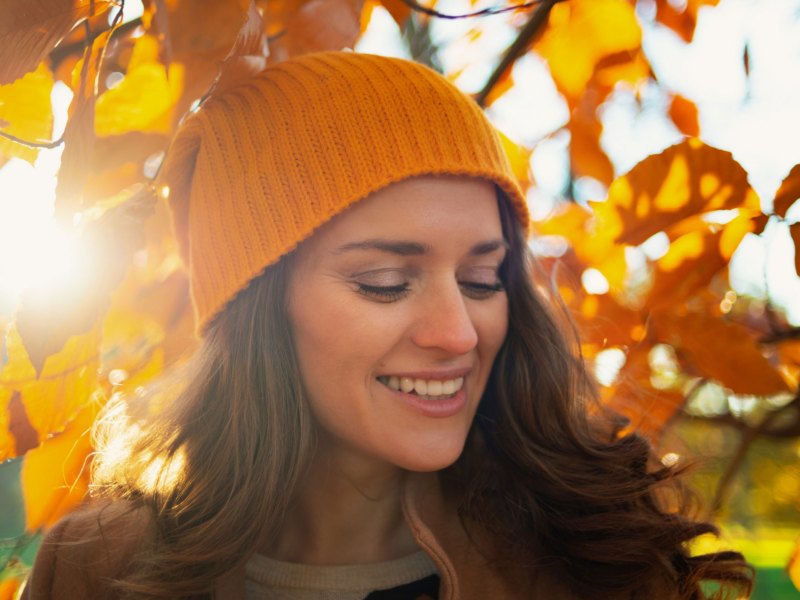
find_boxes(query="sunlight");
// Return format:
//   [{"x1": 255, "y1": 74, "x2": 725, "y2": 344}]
[{"x1": 0, "y1": 160, "x2": 82, "y2": 308}]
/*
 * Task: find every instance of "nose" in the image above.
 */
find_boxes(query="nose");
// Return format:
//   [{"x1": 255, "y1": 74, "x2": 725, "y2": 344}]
[{"x1": 410, "y1": 280, "x2": 479, "y2": 356}]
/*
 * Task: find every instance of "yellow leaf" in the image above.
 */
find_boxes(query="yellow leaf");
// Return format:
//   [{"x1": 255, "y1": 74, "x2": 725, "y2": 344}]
[
  {"x1": 21, "y1": 401, "x2": 99, "y2": 530},
  {"x1": 0, "y1": 63, "x2": 54, "y2": 165},
  {"x1": 0, "y1": 324, "x2": 100, "y2": 460},
  {"x1": 594, "y1": 139, "x2": 760, "y2": 245},
  {"x1": 497, "y1": 130, "x2": 533, "y2": 192},
  {"x1": 95, "y1": 35, "x2": 185, "y2": 136},
  {"x1": 773, "y1": 163, "x2": 800, "y2": 217},
  {"x1": 535, "y1": 0, "x2": 641, "y2": 99}
]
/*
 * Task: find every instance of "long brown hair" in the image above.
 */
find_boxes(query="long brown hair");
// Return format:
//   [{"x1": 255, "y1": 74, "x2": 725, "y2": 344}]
[{"x1": 92, "y1": 189, "x2": 753, "y2": 599}]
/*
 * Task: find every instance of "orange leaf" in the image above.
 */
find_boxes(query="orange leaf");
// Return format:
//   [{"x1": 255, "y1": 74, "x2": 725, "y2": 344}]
[
  {"x1": 593, "y1": 139, "x2": 760, "y2": 246},
  {"x1": 602, "y1": 347, "x2": 685, "y2": 443},
  {"x1": 21, "y1": 401, "x2": 98, "y2": 530},
  {"x1": 651, "y1": 311, "x2": 789, "y2": 396},
  {"x1": 378, "y1": 0, "x2": 411, "y2": 27},
  {"x1": 791, "y1": 222, "x2": 800, "y2": 278},
  {"x1": 281, "y1": 0, "x2": 364, "y2": 57},
  {"x1": 568, "y1": 95, "x2": 614, "y2": 185},
  {"x1": 668, "y1": 94, "x2": 699, "y2": 137},
  {"x1": 0, "y1": 63, "x2": 54, "y2": 165},
  {"x1": 535, "y1": 0, "x2": 641, "y2": 100},
  {"x1": 654, "y1": 0, "x2": 719, "y2": 44},
  {"x1": 0, "y1": 0, "x2": 112, "y2": 85},
  {"x1": 0, "y1": 578, "x2": 20, "y2": 600},
  {"x1": 773, "y1": 164, "x2": 800, "y2": 217},
  {"x1": 789, "y1": 536, "x2": 800, "y2": 591}
]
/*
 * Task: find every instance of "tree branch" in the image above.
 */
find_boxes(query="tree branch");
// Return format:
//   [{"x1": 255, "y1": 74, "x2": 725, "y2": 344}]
[{"x1": 476, "y1": 0, "x2": 561, "y2": 107}]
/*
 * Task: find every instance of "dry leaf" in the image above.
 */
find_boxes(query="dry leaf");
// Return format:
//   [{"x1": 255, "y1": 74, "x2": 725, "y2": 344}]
[
  {"x1": 773, "y1": 164, "x2": 800, "y2": 217},
  {"x1": 652, "y1": 311, "x2": 789, "y2": 396},
  {"x1": 0, "y1": 0, "x2": 112, "y2": 85},
  {"x1": 790, "y1": 222, "x2": 800, "y2": 278}
]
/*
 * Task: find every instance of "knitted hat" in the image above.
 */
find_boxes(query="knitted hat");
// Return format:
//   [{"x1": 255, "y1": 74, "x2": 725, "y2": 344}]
[{"x1": 157, "y1": 51, "x2": 529, "y2": 335}]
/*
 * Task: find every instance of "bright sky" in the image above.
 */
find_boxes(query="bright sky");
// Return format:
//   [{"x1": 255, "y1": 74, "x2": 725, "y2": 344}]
[{"x1": 1, "y1": 0, "x2": 799, "y2": 323}]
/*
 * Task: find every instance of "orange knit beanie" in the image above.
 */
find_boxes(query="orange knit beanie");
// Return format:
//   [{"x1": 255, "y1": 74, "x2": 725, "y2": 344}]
[{"x1": 156, "y1": 51, "x2": 529, "y2": 335}]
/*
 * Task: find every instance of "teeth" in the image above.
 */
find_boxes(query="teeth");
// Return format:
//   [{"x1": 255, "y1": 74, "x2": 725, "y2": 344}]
[{"x1": 379, "y1": 375, "x2": 464, "y2": 397}]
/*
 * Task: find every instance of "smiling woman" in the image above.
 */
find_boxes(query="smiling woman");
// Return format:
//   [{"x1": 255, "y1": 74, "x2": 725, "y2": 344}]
[{"x1": 21, "y1": 52, "x2": 752, "y2": 600}]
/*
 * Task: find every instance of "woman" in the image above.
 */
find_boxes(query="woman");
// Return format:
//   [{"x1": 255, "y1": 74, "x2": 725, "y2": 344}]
[{"x1": 22, "y1": 51, "x2": 752, "y2": 599}]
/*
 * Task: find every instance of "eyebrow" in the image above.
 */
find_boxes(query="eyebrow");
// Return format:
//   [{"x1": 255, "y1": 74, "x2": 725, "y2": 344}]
[{"x1": 332, "y1": 238, "x2": 509, "y2": 256}]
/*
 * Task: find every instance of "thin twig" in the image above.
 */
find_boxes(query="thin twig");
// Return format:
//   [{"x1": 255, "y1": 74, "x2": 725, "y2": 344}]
[
  {"x1": 476, "y1": 0, "x2": 561, "y2": 107},
  {"x1": 708, "y1": 396, "x2": 795, "y2": 517},
  {"x1": 399, "y1": 0, "x2": 549, "y2": 20}
]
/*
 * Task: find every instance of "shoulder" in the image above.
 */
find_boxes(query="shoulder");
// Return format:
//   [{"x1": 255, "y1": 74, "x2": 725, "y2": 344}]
[{"x1": 21, "y1": 500, "x2": 153, "y2": 600}]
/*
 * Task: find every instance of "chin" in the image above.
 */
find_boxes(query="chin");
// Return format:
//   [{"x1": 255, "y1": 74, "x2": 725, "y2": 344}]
[{"x1": 392, "y1": 438, "x2": 468, "y2": 473}]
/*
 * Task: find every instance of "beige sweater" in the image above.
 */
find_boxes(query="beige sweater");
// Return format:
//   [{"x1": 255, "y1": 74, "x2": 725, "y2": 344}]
[{"x1": 244, "y1": 550, "x2": 437, "y2": 599}]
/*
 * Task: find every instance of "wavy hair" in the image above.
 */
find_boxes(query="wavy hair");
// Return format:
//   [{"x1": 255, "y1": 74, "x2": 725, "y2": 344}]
[{"x1": 91, "y1": 189, "x2": 753, "y2": 599}]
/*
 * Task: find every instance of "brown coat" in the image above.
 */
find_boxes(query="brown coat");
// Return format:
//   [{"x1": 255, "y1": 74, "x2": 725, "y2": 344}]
[{"x1": 20, "y1": 473, "x2": 665, "y2": 599}]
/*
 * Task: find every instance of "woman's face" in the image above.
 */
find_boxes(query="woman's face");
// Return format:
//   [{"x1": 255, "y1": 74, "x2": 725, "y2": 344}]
[{"x1": 286, "y1": 175, "x2": 509, "y2": 472}]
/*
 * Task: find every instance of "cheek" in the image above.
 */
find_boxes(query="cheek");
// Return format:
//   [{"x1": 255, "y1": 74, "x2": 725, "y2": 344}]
[{"x1": 476, "y1": 296, "x2": 509, "y2": 358}]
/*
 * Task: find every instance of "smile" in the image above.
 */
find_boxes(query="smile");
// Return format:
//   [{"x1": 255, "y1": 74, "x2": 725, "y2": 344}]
[{"x1": 376, "y1": 375, "x2": 465, "y2": 399}]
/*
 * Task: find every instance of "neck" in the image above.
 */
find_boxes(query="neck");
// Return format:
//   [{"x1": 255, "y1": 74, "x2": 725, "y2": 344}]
[{"x1": 263, "y1": 440, "x2": 420, "y2": 565}]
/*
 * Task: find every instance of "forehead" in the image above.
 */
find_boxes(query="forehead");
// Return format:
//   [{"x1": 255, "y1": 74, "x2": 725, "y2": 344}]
[{"x1": 301, "y1": 175, "x2": 503, "y2": 253}]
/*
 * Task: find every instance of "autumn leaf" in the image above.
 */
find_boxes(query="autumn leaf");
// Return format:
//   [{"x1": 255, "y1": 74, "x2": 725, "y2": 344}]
[
  {"x1": 568, "y1": 98, "x2": 614, "y2": 185},
  {"x1": 791, "y1": 222, "x2": 800, "y2": 278},
  {"x1": 0, "y1": 324, "x2": 99, "y2": 460},
  {"x1": 592, "y1": 139, "x2": 760, "y2": 246},
  {"x1": 535, "y1": 0, "x2": 641, "y2": 100},
  {"x1": 95, "y1": 34, "x2": 185, "y2": 136},
  {"x1": 280, "y1": 0, "x2": 364, "y2": 58},
  {"x1": 773, "y1": 164, "x2": 800, "y2": 217},
  {"x1": 789, "y1": 536, "x2": 800, "y2": 592},
  {"x1": 654, "y1": 0, "x2": 719, "y2": 43},
  {"x1": 497, "y1": 130, "x2": 533, "y2": 193},
  {"x1": 378, "y1": 0, "x2": 411, "y2": 27},
  {"x1": 651, "y1": 311, "x2": 789, "y2": 396},
  {"x1": 0, "y1": 63, "x2": 54, "y2": 166},
  {"x1": 602, "y1": 347, "x2": 685, "y2": 443},
  {"x1": 0, "y1": 0, "x2": 112, "y2": 85},
  {"x1": 668, "y1": 94, "x2": 700, "y2": 137},
  {"x1": 21, "y1": 401, "x2": 99, "y2": 530}
]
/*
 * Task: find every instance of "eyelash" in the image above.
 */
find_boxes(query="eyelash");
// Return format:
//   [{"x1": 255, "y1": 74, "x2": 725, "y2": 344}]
[{"x1": 356, "y1": 281, "x2": 505, "y2": 303}]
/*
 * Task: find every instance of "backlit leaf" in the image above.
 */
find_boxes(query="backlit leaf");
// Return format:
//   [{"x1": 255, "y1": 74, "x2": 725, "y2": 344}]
[
  {"x1": 535, "y1": 0, "x2": 641, "y2": 99},
  {"x1": 602, "y1": 347, "x2": 685, "y2": 443},
  {"x1": 95, "y1": 35, "x2": 185, "y2": 136},
  {"x1": 497, "y1": 130, "x2": 533, "y2": 193},
  {"x1": 378, "y1": 0, "x2": 411, "y2": 27},
  {"x1": 280, "y1": 0, "x2": 364, "y2": 58},
  {"x1": 668, "y1": 94, "x2": 699, "y2": 137},
  {"x1": 0, "y1": 0, "x2": 112, "y2": 85},
  {"x1": 0, "y1": 63, "x2": 54, "y2": 165},
  {"x1": 791, "y1": 222, "x2": 800, "y2": 278},
  {"x1": 773, "y1": 164, "x2": 800, "y2": 217},
  {"x1": 0, "y1": 324, "x2": 100, "y2": 460},
  {"x1": 21, "y1": 401, "x2": 98, "y2": 530},
  {"x1": 593, "y1": 139, "x2": 760, "y2": 245},
  {"x1": 654, "y1": 0, "x2": 719, "y2": 44},
  {"x1": 789, "y1": 536, "x2": 800, "y2": 592},
  {"x1": 652, "y1": 311, "x2": 789, "y2": 396}
]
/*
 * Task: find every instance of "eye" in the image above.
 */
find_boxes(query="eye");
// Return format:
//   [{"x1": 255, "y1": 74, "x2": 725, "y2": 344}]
[
  {"x1": 458, "y1": 266, "x2": 504, "y2": 299},
  {"x1": 356, "y1": 282, "x2": 410, "y2": 303},
  {"x1": 459, "y1": 280, "x2": 504, "y2": 300}
]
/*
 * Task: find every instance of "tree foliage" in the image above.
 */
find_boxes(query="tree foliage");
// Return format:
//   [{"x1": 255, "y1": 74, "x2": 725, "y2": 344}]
[{"x1": 0, "y1": 0, "x2": 798, "y2": 594}]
